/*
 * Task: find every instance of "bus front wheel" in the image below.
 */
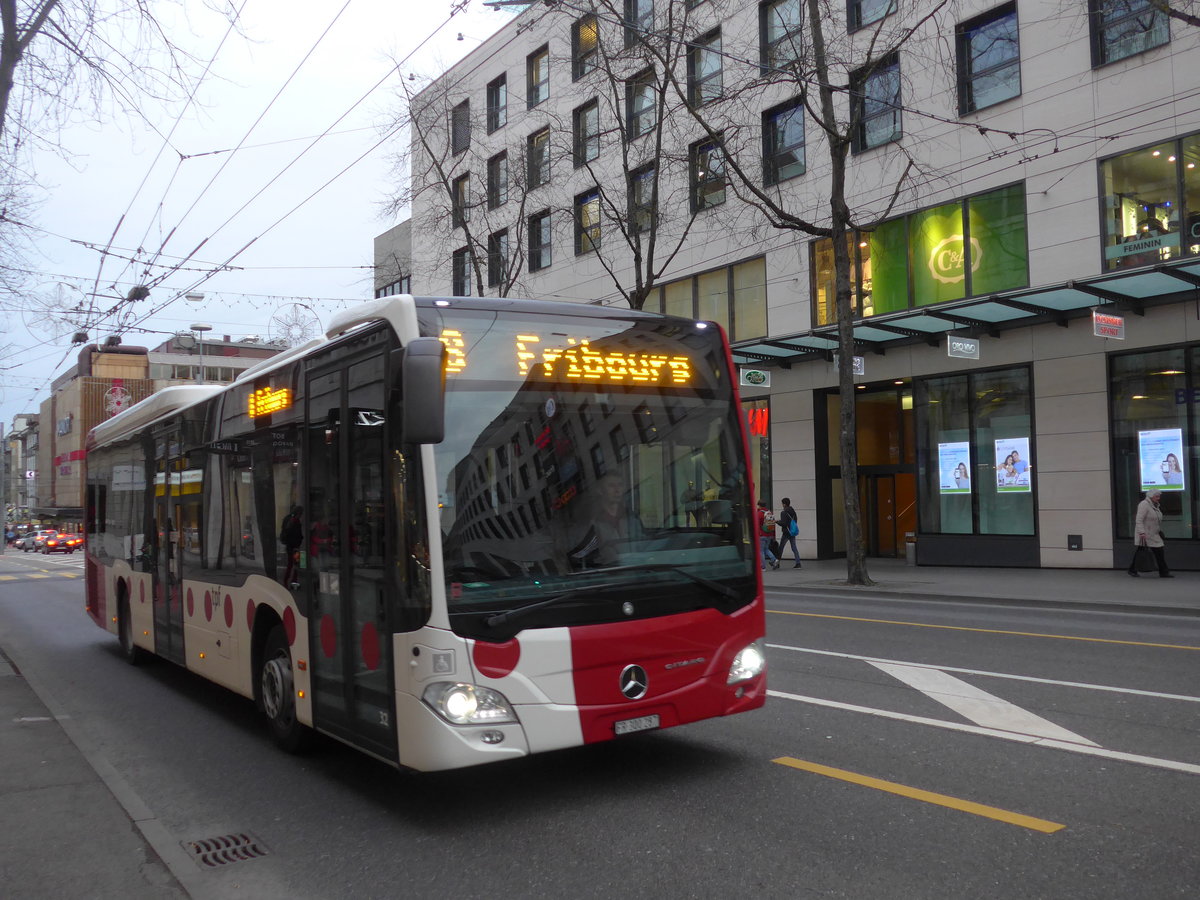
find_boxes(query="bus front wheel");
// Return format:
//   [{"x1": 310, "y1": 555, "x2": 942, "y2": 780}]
[{"x1": 260, "y1": 625, "x2": 310, "y2": 753}]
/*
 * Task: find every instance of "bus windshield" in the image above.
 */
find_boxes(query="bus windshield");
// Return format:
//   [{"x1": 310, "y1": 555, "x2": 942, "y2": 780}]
[{"x1": 423, "y1": 304, "x2": 757, "y2": 640}]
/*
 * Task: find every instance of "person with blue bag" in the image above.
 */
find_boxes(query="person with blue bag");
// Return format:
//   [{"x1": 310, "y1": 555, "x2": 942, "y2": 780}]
[{"x1": 777, "y1": 497, "x2": 802, "y2": 568}]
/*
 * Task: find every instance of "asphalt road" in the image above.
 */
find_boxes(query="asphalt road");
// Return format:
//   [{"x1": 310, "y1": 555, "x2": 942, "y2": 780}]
[{"x1": 1, "y1": 552, "x2": 1197, "y2": 899}]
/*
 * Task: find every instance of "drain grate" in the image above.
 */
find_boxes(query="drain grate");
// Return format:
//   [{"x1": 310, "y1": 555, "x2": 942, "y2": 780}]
[{"x1": 182, "y1": 832, "x2": 269, "y2": 868}]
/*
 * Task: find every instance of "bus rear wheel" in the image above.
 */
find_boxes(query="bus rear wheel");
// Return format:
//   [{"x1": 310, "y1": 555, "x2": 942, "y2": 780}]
[
  {"x1": 260, "y1": 625, "x2": 310, "y2": 753},
  {"x1": 117, "y1": 594, "x2": 145, "y2": 665}
]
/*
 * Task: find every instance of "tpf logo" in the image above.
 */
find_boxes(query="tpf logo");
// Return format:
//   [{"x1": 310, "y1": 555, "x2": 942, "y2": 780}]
[{"x1": 928, "y1": 235, "x2": 982, "y2": 285}]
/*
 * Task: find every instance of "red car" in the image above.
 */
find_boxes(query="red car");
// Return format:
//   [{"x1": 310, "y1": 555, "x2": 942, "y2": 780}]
[{"x1": 42, "y1": 533, "x2": 82, "y2": 554}]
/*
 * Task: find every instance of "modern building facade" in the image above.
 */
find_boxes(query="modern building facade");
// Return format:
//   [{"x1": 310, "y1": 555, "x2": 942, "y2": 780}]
[{"x1": 399, "y1": 0, "x2": 1200, "y2": 570}]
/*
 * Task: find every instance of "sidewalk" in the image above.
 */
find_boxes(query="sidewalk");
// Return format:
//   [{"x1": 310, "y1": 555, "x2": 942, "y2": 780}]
[
  {"x1": 0, "y1": 645, "x2": 189, "y2": 899},
  {"x1": 762, "y1": 556, "x2": 1200, "y2": 616}
]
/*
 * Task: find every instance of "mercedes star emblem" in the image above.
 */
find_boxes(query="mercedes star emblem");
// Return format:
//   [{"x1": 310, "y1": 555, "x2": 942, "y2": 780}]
[{"x1": 619, "y1": 664, "x2": 648, "y2": 699}]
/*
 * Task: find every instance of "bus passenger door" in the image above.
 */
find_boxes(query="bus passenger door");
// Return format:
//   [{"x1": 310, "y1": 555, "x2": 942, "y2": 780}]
[
  {"x1": 153, "y1": 463, "x2": 185, "y2": 665},
  {"x1": 305, "y1": 345, "x2": 396, "y2": 759}
]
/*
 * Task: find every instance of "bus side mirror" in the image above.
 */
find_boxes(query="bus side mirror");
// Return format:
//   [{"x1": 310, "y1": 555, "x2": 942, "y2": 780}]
[{"x1": 397, "y1": 337, "x2": 446, "y2": 444}]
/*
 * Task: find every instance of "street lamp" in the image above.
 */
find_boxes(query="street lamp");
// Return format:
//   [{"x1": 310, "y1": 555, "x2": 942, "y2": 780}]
[{"x1": 191, "y1": 323, "x2": 212, "y2": 383}]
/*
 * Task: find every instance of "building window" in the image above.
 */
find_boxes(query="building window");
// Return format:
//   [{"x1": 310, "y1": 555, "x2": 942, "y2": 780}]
[
  {"x1": 529, "y1": 210, "x2": 552, "y2": 271},
  {"x1": 647, "y1": 257, "x2": 767, "y2": 342},
  {"x1": 527, "y1": 127, "x2": 550, "y2": 188},
  {"x1": 851, "y1": 53, "x2": 901, "y2": 153},
  {"x1": 486, "y1": 74, "x2": 507, "y2": 132},
  {"x1": 1090, "y1": 0, "x2": 1169, "y2": 67},
  {"x1": 575, "y1": 189, "x2": 601, "y2": 254},
  {"x1": 1110, "y1": 346, "x2": 1199, "y2": 542},
  {"x1": 487, "y1": 230, "x2": 509, "y2": 287},
  {"x1": 957, "y1": 3, "x2": 1020, "y2": 114},
  {"x1": 812, "y1": 183, "x2": 1029, "y2": 325},
  {"x1": 761, "y1": 0, "x2": 802, "y2": 71},
  {"x1": 624, "y1": 0, "x2": 653, "y2": 48},
  {"x1": 691, "y1": 138, "x2": 725, "y2": 212},
  {"x1": 527, "y1": 45, "x2": 549, "y2": 108},
  {"x1": 916, "y1": 367, "x2": 1034, "y2": 537},
  {"x1": 451, "y1": 173, "x2": 470, "y2": 228},
  {"x1": 487, "y1": 152, "x2": 508, "y2": 210},
  {"x1": 687, "y1": 30, "x2": 722, "y2": 108},
  {"x1": 763, "y1": 99, "x2": 805, "y2": 186},
  {"x1": 573, "y1": 100, "x2": 600, "y2": 166},
  {"x1": 1100, "y1": 133, "x2": 1200, "y2": 271},
  {"x1": 848, "y1": 0, "x2": 894, "y2": 31},
  {"x1": 452, "y1": 247, "x2": 472, "y2": 296},
  {"x1": 375, "y1": 275, "x2": 411, "y2": 298},
  {"x1": 451, "y1": 100, "x2": 470, "y2": 154},
  {"x1": 573, "y1": 14, "x2": 599, "y2": 80},
  {"x1": 626, "y1": 68, "x2": 656, "y2": 140},
  {"x1": 629, "y1": 164, "x2": 656, "y2": 235}
]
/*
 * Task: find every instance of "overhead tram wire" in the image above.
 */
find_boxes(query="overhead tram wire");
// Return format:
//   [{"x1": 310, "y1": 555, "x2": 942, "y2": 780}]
[{"x1": 86, "y1": 1, "x2": 252, "y2": 329}]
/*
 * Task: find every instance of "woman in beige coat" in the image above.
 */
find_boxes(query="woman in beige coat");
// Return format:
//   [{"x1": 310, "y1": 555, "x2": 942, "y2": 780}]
[{"x1": 1128, "y1": 490, "x2": 1173, "y2": 577}]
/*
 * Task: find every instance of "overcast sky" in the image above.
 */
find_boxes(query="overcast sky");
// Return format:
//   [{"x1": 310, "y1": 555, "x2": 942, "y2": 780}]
[{"x1": 1, "y1": 0, "x2": 517, "y2": 430}]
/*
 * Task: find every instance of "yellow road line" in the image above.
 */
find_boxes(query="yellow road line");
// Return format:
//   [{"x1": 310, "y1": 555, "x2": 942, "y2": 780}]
[
  {"x1": 772, "y1": 756, "x2": 1066, "y2": 834},
  {"x1": 768, "y1": 609, "x2": 1200, "y2": 651}
]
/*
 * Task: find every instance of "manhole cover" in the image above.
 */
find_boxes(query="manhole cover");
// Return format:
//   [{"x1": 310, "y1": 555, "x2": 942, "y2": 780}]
[{"x1": 182, "y1": 832, "x2": 269, "y2": 868}]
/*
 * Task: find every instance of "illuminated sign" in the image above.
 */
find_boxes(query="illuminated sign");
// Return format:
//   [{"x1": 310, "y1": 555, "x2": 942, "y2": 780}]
[
  {"x1": 928, "y1": 235, "x2": 982, "y2": 285},
  {"x1": 439, "y1": 330, "x2": 692, "y2": 386},
  {"x1": 1092, "y1": 311, "x2": 1125, "y2": 340},
  {"x1": 248, "y1": 387, "x2": 292, "y2": 418}
]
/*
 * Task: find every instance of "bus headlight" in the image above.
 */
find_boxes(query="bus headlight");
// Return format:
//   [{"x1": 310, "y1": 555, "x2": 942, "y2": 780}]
[
  {"x1": 422, "y1": 682, "x2": 517, "y2": 726},
  {"x1": 727, "y1": 639, "x2": 766, "y2": 685}
]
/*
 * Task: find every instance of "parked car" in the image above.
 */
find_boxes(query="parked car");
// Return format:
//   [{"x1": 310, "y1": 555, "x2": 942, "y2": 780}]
[
  {"x1": 43, "y1": 533, "x2": 82, "y2": 554},
  {"x1": 19, "y1": 530, "x2": 57, "y2": 552}
]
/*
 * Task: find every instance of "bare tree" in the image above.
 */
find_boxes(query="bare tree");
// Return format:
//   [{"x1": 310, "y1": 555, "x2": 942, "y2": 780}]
[{"x1": 1148, "y1": 0, "x2": 1200, "y2": 28}]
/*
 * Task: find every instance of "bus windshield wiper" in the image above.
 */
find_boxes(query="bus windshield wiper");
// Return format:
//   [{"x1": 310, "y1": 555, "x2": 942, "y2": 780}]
[
  {"x1": 484, "y1": 583, "x2": 623, "y2": 628},
  {"x1": 586, "y1": 563, "x2": 742, "y2": 602}
]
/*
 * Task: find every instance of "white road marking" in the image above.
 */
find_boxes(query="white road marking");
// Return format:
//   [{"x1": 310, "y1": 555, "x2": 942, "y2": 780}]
[
  {"x1": 767, "y1": 689, "x2": 1200, "y2": 776},
  {"x1": 869, "y1": 661, "x2": 1099, "y2": 746},
  {"x1": 767, "y1": 643, "x2": 1200, "y2": 704}
]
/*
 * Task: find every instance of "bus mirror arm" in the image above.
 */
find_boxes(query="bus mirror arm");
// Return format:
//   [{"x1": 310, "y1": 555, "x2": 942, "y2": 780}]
[{"x1": 397, "y1": 337, "x2": 447, "y2": 444}]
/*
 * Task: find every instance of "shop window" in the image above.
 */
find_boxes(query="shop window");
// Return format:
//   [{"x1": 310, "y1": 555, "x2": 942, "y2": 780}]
[
  {"x1": 916, "y1": 367, "x2": 1034, "y2": 537},
  {"x1": 813, "y1": 183, "x2": 1028, "y2": 326},
  {"x1": 1089, "y1": 0, "x2": 1168, "y2": 67},
  {"x1": 647, "y1": 258, "x2": 767, "y2": 342},
  {"x1": 1100, "y1": 136, "x2": 1200, "y2": 272},
  {"x1": 957, "y1": 3, "x2": 1020, "y2": 114},
  {"x1": 1110, "y1": 347, "x2": 1194, "y2": 541}
]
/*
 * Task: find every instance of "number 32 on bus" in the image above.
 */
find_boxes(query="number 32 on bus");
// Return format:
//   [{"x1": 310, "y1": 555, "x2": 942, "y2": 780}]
[{"x1": 84, "y1": 295, "x2": 766, "y2": 771}]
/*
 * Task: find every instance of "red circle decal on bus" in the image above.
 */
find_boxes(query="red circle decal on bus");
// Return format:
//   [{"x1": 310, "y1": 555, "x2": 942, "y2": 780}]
[
  {"x1": 361, "y1": 623, "x2": 380, "y2": 671},
  {"x1": 283, "y1": 606, "x2": 296, "y2": 645},
  {"x1": 204, "y1": 591, "x2": 213, "y2": 622},
  {"x1": 224, "y1": 594, "x2": 234, "y2": 629},
  {"x1": 320, "y1": 614, "x2": 337, "y2": 659},
  {"x1": 473, "y1": 638, "x2": 520, "y2": 678},
  {"x1": 246, "y1": 599, "x2": 255, "y2": 632},
  {"x1": 186, "y1": 588, "x2": 193, "y2": 617}
]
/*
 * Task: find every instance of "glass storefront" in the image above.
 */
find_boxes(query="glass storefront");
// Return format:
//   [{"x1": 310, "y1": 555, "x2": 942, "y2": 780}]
[
  {"x1": 916, "y1": 366, "x2": 1035, "y2": 537},
  {"x1": 743, "y1": 397, "x2": 771, "y2": 506},
  {"x1": 812, "y1": 183, "x2": 1029, "y2": 325},
  {"x1": 1100, "y1": 133, "x2": 1200, "y2": 271},
  {"x1": 1110, "y1": 346, "x2": 1198, "y2": 540}
]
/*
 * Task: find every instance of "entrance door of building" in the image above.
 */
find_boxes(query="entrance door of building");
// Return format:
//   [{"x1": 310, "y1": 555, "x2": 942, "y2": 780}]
[{"x1": 860, "y1": 472, "x2": 917, "y2": 559}]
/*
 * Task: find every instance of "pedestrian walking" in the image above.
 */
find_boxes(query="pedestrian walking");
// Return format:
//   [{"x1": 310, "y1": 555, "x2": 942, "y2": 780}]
[
  {"x1": 756, "y1": 500, "x2": 780, "y2": 570},
  {"x1": 777, "y1": 497, "x2": 802, "y2": 568},
  {"x1": 1128, "y1": 489, "x2": 1173, "y2": 578}
]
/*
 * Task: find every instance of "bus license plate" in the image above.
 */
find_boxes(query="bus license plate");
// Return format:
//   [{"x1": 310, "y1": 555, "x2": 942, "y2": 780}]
[{"x1": 614, "y1": 714, "x2": 659, "y2": 736}]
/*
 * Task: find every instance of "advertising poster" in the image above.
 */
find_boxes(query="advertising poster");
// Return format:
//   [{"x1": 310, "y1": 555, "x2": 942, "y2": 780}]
[
  {"x1": 1138, "y1": 428, "x2": 1186, "y2": 492},
  {"x1": 994, "y1": 437, "x2": 1032, "y2": 492},
  {"x1": 938, "y1": 441, "x2": 971, "y2": 494}
]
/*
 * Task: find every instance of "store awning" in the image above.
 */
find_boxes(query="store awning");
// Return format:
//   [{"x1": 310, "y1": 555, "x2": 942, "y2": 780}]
[{"x1": 731, "y1": 259, "x2": 1200, "y2": 367}]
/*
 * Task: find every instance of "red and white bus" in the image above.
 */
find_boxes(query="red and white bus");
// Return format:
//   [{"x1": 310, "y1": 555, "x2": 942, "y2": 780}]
[{"x1": 84, "y1": 295, "x2": 766, "y2": 771}]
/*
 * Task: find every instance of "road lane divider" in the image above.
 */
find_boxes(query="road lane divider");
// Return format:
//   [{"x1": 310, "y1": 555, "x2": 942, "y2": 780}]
[
  {"x1": 768, "y1": 644, "x2": 1200, "y2": 703},
  {"x1": 772, "y1": 756, "x2": 1066, "y2": 834},
  {"x1": 767, "y1": 609, "x2": 1200, "y2": 651},
  {"x1": 768, "y1": 689, "x2": 1200, "y2": 776},
  {"x1": 868, "y1": 661, "x2": 1100, "y2": 745}
]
